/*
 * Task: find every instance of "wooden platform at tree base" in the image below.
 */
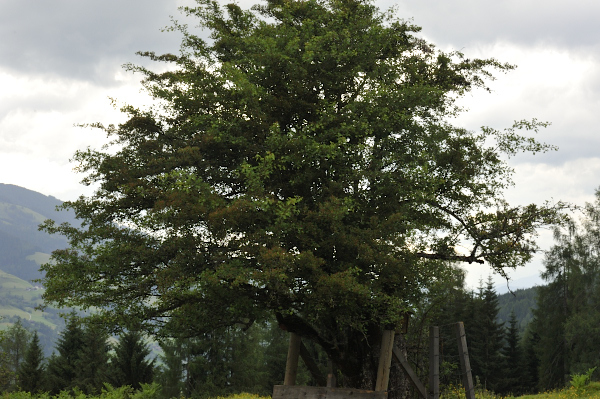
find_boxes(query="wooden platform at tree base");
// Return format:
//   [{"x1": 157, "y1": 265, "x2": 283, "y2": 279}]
[{"x1": 273, "y1": 385, "x2": 387, "y2": 399}]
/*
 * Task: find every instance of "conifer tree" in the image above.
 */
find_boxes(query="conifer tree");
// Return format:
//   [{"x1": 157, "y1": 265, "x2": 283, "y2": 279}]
[
  {"x1": 17, "y1": 331, "x2": 45, "y2": 393},
  {"x1": 469, "y1": 277, "x2": 505, "y2": 392},
  {"x1": 45, "y1": 316, "x2": 84, "y2": 394},
  {"x1": 520, "y1": 322, "x2": 540, "y2": 393},
  {"x1": 500, "y1": 311, "x2": 523, "y2": 395},
  {"x1": 75, "y1": 325, "x2": 110, "y2": 394},
  {"x1": 108, "y1": 331, "x2": 154, "y2": 390},
  {"x1": 156, "y1": 338, "x2": 185, "y2": 398}
]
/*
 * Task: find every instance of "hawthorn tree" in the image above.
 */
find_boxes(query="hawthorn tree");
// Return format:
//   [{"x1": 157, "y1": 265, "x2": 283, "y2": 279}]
[{"x1": 41, "y1": 0, "x2": 564, "y2": 393}]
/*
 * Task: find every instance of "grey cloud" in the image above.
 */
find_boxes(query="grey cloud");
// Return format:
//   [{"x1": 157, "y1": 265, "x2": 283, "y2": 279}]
[
  {"x1": 385, "y1": 0, "x2": 600, "y2": 51},
  {"x1": 0, "y1": 0, "x2": 189, "y2": 84}
]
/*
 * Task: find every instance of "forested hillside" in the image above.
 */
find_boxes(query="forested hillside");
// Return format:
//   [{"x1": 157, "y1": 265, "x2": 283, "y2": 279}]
[
  {"x1": 0, "y1": 184, "x2": 78, "y2": 354},
  {"x1": 497, "y1": 286, "x2": 537, "y2": 332}
]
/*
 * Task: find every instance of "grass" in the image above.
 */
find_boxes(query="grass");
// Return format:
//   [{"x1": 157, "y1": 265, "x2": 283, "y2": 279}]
[
  {"x1": 26, "y1": 252, "x2": 52, "y2": 266},
  {"x1": 0, "y1": 202, "x2": 47, "y2": 225},
  {"x1": 518, "y1": 382, "x2": 600, "y2": 399},
  {"x1": 440, "y1": 381, "x2": 600, "y2": 399},
  {"x1": 0, "y1": 387, "x2": 272, "y2": 399}
]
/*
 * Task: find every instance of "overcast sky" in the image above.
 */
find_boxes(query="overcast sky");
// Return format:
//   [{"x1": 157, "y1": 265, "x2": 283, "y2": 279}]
[{"x1": 2, "y1": 0, "x2": 599, "y2": 292}]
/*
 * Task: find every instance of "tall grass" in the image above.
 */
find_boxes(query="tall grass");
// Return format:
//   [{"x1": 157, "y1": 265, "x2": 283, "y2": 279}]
[{"x1": 0, "y1": 386, "x2": 272, "y2": 399}]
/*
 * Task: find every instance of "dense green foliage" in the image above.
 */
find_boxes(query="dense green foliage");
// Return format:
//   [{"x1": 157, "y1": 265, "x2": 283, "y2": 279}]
[
  {"x1": 45, "y1": 317, "x2": 87, "y2": 394},
  {"x1": 39, "y1": 0, "x2": 562, "y2": 393}
]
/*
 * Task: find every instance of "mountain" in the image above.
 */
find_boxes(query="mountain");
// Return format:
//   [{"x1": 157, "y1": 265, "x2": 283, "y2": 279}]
[{"x1": 0, "y1": 183, "x2": 78, "y2": 282}]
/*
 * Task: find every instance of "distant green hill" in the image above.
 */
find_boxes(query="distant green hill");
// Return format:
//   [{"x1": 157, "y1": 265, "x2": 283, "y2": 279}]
[
  {"x1": 497, "y1": 286, "x2": 539, "y2": 333},
  {"x1": 0, "y1": 183, "x2": 78, "y2": 282}
]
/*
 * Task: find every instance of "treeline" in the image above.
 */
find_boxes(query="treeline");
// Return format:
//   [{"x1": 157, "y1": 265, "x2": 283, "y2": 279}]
[
  {"x1": 0, "y1": 316, "x2": 313, "y2": 398},
  {"x1": 405, "y1": 274, "x2": 534, "y2": 397},
  {"x1": 0, "y1": 317, "x2": 154, "y2": 395},
  {"x1": 407, "y1": 190, "x2": 600, "y2": 397}
]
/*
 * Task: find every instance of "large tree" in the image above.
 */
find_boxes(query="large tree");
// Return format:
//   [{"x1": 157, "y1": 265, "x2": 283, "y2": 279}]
[
  {"x1": 534, "y1": 189, "x2": 600, "y2": 390},
  {"x1": 41, "y1": 0, "x2": 563, "y2": 392}
]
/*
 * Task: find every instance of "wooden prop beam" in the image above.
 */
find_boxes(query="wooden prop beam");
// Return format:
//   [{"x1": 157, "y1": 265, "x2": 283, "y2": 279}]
[
  {"x1": 375, "y1": 330, "x2": 395, "y2": 392},
  {"x1": 455, "y1": 322, "x2": 475, "y2": 399},
  {"x1": 392, "y1": 345, "x2": 427, "y2": 399},
  {"x1": 299, "y1": 341, "x2": 327, "y2": 387}
]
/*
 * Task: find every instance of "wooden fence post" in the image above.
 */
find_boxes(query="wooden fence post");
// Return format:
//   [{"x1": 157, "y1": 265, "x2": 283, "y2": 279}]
[
  {"x1": 455, "y1": 322, "x2": 475, "y2": 399},
  {"x1": 375, "y1": 329, "x2": 395, "y2": 392},
  {"x1": 429, "y1": 326, "x2": 439, "y2": 399},
  {"x1": 327, "y1": 360, "x2": 337, "y2": 388},
  {"x1": 284, "y1": 333, "x2": 301, "y2": 386}
]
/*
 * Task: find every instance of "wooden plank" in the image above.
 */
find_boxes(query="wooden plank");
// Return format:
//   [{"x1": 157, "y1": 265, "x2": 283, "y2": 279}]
[
  {"x1": 375, "y1": 330, "x2": 395, "y2": 391},
  {"x1": 455, "y1": 322, "x2": 475, "y2": 399},
  {"x1": 299, "y1": 341, "x2": 327, "y2": 387},
  {"x1": 284, "y1": 333, "x2": 301, "y2": 386},
  {"x1": 273, "y1": 385, "x2": 387, "y2": 399},
  {"x1": 392, "y1": 345, "x2": 427, "y2": 399},
  {"x1": 429, "y1": 326, "x2": 439, "y2": 399}
]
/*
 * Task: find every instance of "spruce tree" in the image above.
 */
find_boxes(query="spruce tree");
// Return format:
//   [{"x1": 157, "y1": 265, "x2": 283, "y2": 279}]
[
  {"x1": 45, "y1": 316, "x2": 85, "y2": 394},
  {"x1": 75, "y1": 325, "x2": 110, "y2": 394},
  {"x1": 156, "y1": 338, "x2": 185, "y2": 398},
  {"x1": 469, "y1": 277, "x2": 505, "y2": 393},
  {"x1": 500, "y1": 311, "x2": 523, "y2": 395},
  {"x1": 17, "y1": 331, "x2": 45, "y2": 393},
  {"x1": 108, "y1": 331, "x2": 154, "y2": 390},
  {"x1": 520, "y1": 322, "x2": 540, "y2": 393}
]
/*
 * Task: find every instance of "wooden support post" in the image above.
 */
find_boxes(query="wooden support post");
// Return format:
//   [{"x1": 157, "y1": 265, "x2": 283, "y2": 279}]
[
  {"x1": 392, "y1": 345, "x2": 428, "y2": 399},
  {"x1": 375, "y1": 329, "x2": 395, "y2": 392},
  {"x1": 429, "y1": 326, "x2": 439, "y2": 399},
  {"x1": 327, "y1": 360, "x2": 337, "y2": 388},
  {"x1": 455, "y1": 322, "x2": 475, "y2": 399},
  {"x1": 284, "y1": 333, "x2": 301, "y2": 386}
]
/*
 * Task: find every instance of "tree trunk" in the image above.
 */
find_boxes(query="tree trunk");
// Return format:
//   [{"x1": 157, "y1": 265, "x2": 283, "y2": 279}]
[{"x1": 277, "y1": 315, "x2": 412, "y2": 398}]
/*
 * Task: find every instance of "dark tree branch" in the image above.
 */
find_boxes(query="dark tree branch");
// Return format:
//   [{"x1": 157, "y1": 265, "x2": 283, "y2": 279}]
[{"x1": 416, "y1": 252, "x2": 484, "y2": 264}]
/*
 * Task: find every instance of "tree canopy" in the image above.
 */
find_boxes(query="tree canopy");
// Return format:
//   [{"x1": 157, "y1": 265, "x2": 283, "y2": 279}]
[{"x1": 41, "y1": 0, "x2": 563, "y2": 390}]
